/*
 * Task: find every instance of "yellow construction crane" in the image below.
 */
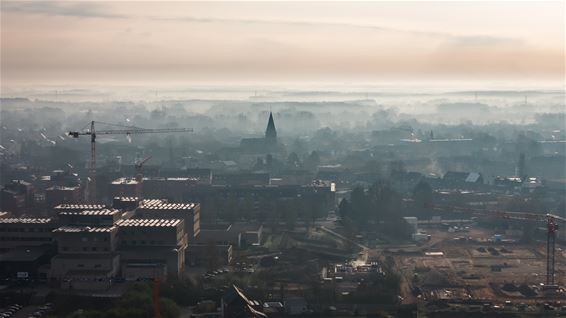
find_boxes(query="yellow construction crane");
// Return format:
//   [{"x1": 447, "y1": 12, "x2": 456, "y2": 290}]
[{"x1": 69, "y1": 121, "x2": 192, "y2": 202}]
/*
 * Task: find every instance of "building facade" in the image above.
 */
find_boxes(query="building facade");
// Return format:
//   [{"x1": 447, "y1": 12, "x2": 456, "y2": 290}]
[{"x1": 116, "y1": 218, "x2": 187, "y2": 279}]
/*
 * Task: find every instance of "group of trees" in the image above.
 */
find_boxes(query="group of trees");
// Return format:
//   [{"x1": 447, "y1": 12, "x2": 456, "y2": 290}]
[
  {"x1": 285, "y1": 151, "x2": 321, "y2": 170},
  {"x1": 339, "y1": 182, "x2": 402, "y2": 224},
  {"x1": 338, "y1": 182, "x2": 413, "y2": 240},
  {"x1": 265, "y1": 196, "x2": 326, "y2": 230},
  {"x1": 411, "y1": 180, "x2": 434, "y2": 217}
]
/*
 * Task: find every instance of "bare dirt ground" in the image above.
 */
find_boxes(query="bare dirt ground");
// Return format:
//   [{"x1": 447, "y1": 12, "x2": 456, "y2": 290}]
[{"x1": 387, "y1": 227, "x2": 565, "y2": 304}]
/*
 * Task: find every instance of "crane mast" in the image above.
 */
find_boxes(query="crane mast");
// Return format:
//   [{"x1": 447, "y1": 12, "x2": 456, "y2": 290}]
[
  {"x1": 135, "y1": 156, "x2": 152, "y2": 200},
  {"x1": 69, "y1": 121, "x2": 192, "y2": 202},
  {"x1": 89, "y1": 121, "x2": 96, "y2": 202}
]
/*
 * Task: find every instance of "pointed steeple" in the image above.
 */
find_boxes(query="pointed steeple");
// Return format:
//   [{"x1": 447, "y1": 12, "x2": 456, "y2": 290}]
[{"x1": 265, "y1": 112, "x2": 277, "y2": 143}]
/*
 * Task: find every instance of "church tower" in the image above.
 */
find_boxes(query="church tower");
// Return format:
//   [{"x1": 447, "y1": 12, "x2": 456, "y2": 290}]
[{"x1": 265, "y1": 112, "x2": 277, "y2": 144}]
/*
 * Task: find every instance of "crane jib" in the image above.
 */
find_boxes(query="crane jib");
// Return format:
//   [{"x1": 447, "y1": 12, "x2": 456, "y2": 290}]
[{"x1": 67, "y1": 122, "x2": 192, "y2": 203}]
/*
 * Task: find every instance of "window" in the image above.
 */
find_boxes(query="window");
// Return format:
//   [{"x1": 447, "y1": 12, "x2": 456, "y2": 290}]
[
  {"x1": 83, "y1": 247, "x2": 88, "y2": 251},
  {"x1": 77, "y1": 264, "x2": 84, "y2": 268},
  {"x1": 92, "y1": 247, "x2": 97, "y2": 251},
  {"x1": 62, "y1": 247, "x2": 68, "y2": 251},
  {"x1": 94, "y1": 264, "x2": 101, "y2": 268}
]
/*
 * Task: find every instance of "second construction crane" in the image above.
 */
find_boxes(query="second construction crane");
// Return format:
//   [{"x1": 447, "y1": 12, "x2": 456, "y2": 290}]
[{"x1": 69, "y1": 121, "x2": 192, "y2": 202}]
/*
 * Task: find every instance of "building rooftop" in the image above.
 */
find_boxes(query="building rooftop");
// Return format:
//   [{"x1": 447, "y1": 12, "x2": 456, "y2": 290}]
[
  {"x1": 142, "y1": 177, "x2": 198, "y2": 183},
  {"x1": 111, "y1": 177, "x2": 138, "y2": 185},
  {"x1": 0, "y1": 218, "x2": 53, "y2": 224},
  {"x1": 139, "y1": 199, "x2": 167, "y2": 205},
  {"x1": 113, "y1": 196, "x2": 139, "y2": 201},
  {"x1": 54, "y1": 204, "x2": 108, "y2": 210},
  {"x1": 58, "y1": 209, "x2": 120, "y2": 216},
  {"x1": 53, "y1": 226, "x2": 117, "y2": 233},
  {"x1": 116, "y1": 219, "x2": 182, "y2": 227},
  {"x1": 46, "y1": 186, "x2": 80, "y2": 191},
  {"x1": 139, "y1": 200, "x2": 197, "y2": 210}
]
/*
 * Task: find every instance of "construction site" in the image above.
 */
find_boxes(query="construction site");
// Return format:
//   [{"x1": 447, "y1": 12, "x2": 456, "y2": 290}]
[{"x1": 390, "y1": 223, "x2": 566, "y2": 315}]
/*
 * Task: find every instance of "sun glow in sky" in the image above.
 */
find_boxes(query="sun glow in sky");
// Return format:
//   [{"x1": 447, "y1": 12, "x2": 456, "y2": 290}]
[{"x1": 1, "y1": 1, "x2": 564, "y2": 87}]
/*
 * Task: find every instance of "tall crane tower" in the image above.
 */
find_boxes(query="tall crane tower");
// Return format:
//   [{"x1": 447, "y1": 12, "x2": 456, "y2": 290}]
[
  {"x1": 69, "y1": 121, "x2": 192, "y2": 202},
  {"x1": 135, "y1": 156, "x2": 152, "y2": 200},
  {"x1": 431, "y1": 205, "x2": 566, "y2": 290}
]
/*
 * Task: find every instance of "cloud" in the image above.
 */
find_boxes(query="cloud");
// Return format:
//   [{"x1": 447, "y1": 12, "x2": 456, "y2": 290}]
[
  {"x1": 1, "y1": 1, "x2": 124, "y2": 19},
  {"x1": 445, "y1": 35, "x2": 522, "y2": 47},
  {"x1": 149, "y1": 15, "x2": 519, "y2": 45}
]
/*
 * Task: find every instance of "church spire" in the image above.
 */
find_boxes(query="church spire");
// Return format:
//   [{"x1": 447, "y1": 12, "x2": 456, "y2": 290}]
[{"x1": 265, "y1": 112, "x2": 277, "y2": 143}]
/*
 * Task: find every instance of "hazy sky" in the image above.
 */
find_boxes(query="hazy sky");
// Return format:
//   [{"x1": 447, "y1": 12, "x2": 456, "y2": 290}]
[{"x1": 1, "y1": 1, "x2": 564, "y2": 87}]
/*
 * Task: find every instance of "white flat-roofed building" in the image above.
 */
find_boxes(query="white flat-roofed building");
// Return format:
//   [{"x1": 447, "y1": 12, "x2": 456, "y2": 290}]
[
  {"x1": 58, "y1": 209, "x2": 122, "y2": 227},
  {"x1": 52, "y1": 226, "x2": 118, "y2": 254},
  {"x1": 50, "y1": 254, "x2": 120, "y2": 290},
  {"x1": 112, "y1": 196, "x2": 140, "y2": 211},
  {"x1": 53, "y1": 204, "x2": 108, "y2": 213},
  {"x1": 0, "y1": 218, "x2": 56, "y2": 250},
  {"x1": 136, "y1": 199, "x2": 200, "y2": 238},
  {"x1": 45, "y1": 185, "x2": 81, "y2": 208},
  {"x1": 50, "y1": 225, "x2": 119, "y2": 290},
  {"x1": 110, "y1": 177, "x2": 139, "y2": 198},
  {"x1": 116, "y1": 218, "x2": 187, "y2": 279}
]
